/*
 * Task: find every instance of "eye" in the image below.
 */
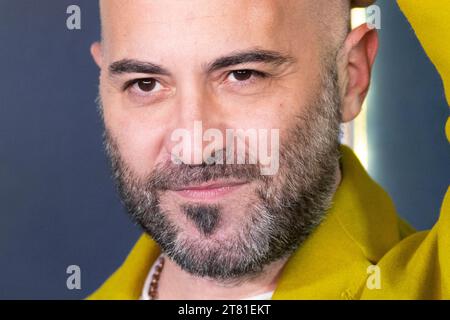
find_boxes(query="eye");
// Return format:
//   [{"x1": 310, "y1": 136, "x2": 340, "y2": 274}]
[
  {"x1": 230, "y1": 70, "x2": 253, "y2": 81},
  {"x1": 227, "y1": 70, "x2": 267, "y2": 83},
  {"x1": 126, "y1": 78, "x2": 163, "y2": 95},
  {"x1": 136, "y1": 79, "x2": 157, "y2": 92}
]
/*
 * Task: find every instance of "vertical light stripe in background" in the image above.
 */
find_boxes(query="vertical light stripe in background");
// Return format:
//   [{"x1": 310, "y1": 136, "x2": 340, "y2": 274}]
[{"x1": 341, "y1": 8, "x2": 370, "y2": 170}]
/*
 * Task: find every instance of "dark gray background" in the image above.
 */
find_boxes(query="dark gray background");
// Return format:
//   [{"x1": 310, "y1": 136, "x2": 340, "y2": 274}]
[{"x1": 0, "y1": 0, "x2": 449, "y2": 299}]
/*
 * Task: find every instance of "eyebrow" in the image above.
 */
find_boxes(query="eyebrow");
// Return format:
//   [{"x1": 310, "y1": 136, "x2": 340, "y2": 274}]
[
  {"x1": 109, "y1": 60, "x2": 171, "y2": 76},
  {"x1": 205, "y1": 49, "x2": 296, "y2": 73},
  {"x1": 108, "y1": 49, "x2": 296, "y2": 77}
]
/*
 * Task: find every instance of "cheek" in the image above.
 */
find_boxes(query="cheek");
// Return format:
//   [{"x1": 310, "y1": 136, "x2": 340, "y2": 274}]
[
  {"x1": 232, "y1": 91, "x2": 310, "y2": 140},
  {"x1": 102, "y1": 107, "x2": 166, "y2": 178},
  {"x1": 117, "y1": 126, "x2": 164, "y2": 177}
]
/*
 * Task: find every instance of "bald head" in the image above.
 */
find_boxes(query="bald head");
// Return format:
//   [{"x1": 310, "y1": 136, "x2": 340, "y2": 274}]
[{"x1": 98, "y1": 0, "x2": 351, "y2": 61}]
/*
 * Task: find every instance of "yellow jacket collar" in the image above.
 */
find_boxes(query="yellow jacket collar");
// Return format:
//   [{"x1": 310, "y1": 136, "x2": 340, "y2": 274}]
[{"x1": 88, "y1": 145, "x2": 410, "y2": 300}]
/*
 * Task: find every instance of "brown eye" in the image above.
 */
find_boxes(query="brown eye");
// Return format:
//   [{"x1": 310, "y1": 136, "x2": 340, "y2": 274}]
[
  {"x1": 231, "y1": 70, "x2": 253, "y2": 81},
  {"x1": 137, "y1": 79, "x2": 157, "y2": 92}
]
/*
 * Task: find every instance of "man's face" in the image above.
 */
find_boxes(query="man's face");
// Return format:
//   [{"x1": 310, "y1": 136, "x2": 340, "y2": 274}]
[{"x1": 96, "y1": 0, "x2": 343, "y2": 280}]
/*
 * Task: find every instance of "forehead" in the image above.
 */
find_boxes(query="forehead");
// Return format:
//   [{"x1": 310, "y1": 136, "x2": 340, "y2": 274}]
[{"x1": 100, "y1": 0, "x2": 321, "y2": 62}]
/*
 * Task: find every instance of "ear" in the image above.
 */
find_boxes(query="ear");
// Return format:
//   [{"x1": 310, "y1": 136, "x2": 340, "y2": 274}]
[
  {"x1": 90, "y1": 42, "x2": 103, "y2": 68},
  {"x1": 340, "y1": 23, "x2": 379, "y2": 123}
]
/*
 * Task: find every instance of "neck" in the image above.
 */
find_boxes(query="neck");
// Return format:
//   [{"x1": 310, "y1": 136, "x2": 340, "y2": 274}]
[
  {"x1": 157, "y1": 255, "x2": 289, "y2": 300},
  {"x1": 157, "y1": 164, "x2": 342, "y2": 300}
]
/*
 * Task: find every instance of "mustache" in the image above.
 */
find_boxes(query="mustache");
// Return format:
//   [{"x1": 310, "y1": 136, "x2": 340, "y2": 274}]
[
  {"x1": 104, "y1": 136, "x2": 270, "y2": 191},
  {"x1": 143, "y1": 159, "x2": 267, "y2": 191}
]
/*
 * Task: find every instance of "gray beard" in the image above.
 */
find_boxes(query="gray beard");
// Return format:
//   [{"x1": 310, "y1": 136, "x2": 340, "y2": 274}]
[{"x1": 101, "y1": 59, "x2": 342, "y2": 283}]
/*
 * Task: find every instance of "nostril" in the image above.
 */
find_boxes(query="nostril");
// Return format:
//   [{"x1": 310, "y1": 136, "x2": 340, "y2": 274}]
[{"x1": 187, "y1": 162, "x2": 210, "y2": 169}]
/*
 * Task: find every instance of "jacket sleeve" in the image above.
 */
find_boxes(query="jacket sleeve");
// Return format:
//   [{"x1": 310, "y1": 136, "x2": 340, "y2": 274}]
[{"x1": 362, "y1": 0, "x2": 450, "y2": 299}]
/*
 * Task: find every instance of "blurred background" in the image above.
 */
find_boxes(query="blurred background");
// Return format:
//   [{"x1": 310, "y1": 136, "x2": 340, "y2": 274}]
[{"x1": 0, "y1": 0, "x2": 449, "y2": 299}]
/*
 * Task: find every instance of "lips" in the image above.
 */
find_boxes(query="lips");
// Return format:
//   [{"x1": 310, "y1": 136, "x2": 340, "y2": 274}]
[{"x1": 171, "y1": 180, "x2": 248, "y2": 201}]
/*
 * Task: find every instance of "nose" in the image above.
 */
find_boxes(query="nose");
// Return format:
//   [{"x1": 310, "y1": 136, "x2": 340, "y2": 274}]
[{"x1": 162, "y1": 82, "x2": 227, "y2": 165}]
